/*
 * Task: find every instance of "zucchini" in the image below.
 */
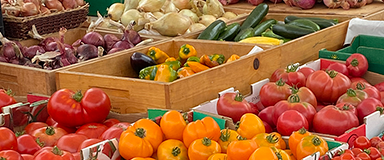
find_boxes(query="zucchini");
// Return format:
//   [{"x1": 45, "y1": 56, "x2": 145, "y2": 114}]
[
  {"x1": 234, "y1": 28, "x2": 254, "y2": 42},
  {"x1": 197, "y1": 20, "x2": 226, "y2": 40},
  {"x1": 217, "y1": 23, "x2": 241, "y2": 41},
  {"x1": 240, "y1": 3, "x2": 269, "y2": 31},
  {"x1": 272, "y1": 24, "x2": 315, "y2": 39},
  {"x1": 262, "y1": 30, "x2": 291, "y2": 43},
  {"x1": 284, "y1": 15, "x2": 337, "y2": 29},
  {"x1": 288, "y1": 19, "x2": 320, "y2": 31},
  {"x1": 253, "y1": 19, "x2": 277, "y2": 36}
]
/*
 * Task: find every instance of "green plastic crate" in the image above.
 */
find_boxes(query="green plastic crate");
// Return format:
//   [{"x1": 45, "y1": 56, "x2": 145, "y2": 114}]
[
  {"x1": 87, "y1": 0, "x2": 123, "y2": 16},
  {"x1": 319, "y1": 35, "x2": 384, "y2": 75}
]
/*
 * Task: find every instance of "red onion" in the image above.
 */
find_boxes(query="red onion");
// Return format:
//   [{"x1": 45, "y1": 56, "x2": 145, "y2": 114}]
[
  {"x1": 75, "y1": 0, "x2": 84, "y2": 6},
  {"x1": 3, "y1": 6, "x2": 20, "y2": 16},
  {"x1": 269, "y1": 0, "x2": 283, "y2": 3},
  {"x1": 122, "y1": 22, "x2": 142, "y2": 45},
  {"x1": 104, "y1": 34, "x2": 120, "y2": 51},
  {"x1": 62, "y1": 0, "x2": 78, "y2": 9},
  {"x1": 81, "y1": 32, "x2": 105, "y2": 47},
  {"x1": 218, "y1": 0, "x2": 240, "y2": 5},
  {"x1": 10, "y1": 59, "x2": 20, "y2": 64},
  {"x1": 45, "y1": 42, "x2": 58, "y2": 51},
  {"x1": 323, "y1": 0, "x2": 343, "y2": 8},
  {"x1": 112, "y1": 41, "x2": 134, "y2": 50},
  {"x1": 248, "y1": 0, "x2": 265, "y2": 5},
  {"x1": 24, "y1": 45, "x2": 45, "y2": 59},
  {"x1": 0, "y1": 56, "x2": 8, "y2": 62},
  {"x1": 352, "y1": 0, "x2": 366, "y2": 7},
  {"x1": 107, "y1": 48, "x2": 124, "y2": 55},
  {"x1": 284, "y1": 0, "x2": 315, "y2": 9},
  {"x1": 22, "y1": 2, "x2": 39, "y2": 16},
  {"x1": 77, "y1": 44, "x2": 99, "y2": 61},
  {"x1": 40, "y1": 6, "x2": 51, "y2": 14},
  {"x1": 45, "y1": 0, "x2": 64, "y2": 11}
]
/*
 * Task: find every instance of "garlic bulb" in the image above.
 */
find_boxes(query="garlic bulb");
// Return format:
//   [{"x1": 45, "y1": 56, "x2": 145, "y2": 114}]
[
  {"x1": 185, "y1": 23, "x2": 206, "y2": 34},
  {"x1": 120, "y1": 9, "x2": 143, "y2": 31},
  {"x1": 199, "y1": 15, "x2": 216, "y2": 26},
  {"x1": 172, "y1": 0, "x2": 191, "y2": 9},
  {"x1": 145, "y1": 12, "x2": 192, "y2": 36},
  {"x1": 223, "y1": 12, "x2": 238, "y2": 20},
  {"x1": 179, "y1": 9, "x2": 199, "y2": 23},
  {"x1": 107, "y1": 3, "x2": 125, "y2": 21},
  {"x1": 137, "y1": 0, "x2": 166, "y2": 12},
  {"x1": 161, "y1": 0, "x2": 179, "y2": 13},
  {"x1": 202, "y1": 0, "x2": 225, "y2": 18},
  {"x1": 124, "y1": 0, "x2": 140, "y2": 12}
]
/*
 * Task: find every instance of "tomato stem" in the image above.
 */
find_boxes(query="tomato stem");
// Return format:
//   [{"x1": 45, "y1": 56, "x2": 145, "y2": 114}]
[
  {"x1": 72, "y1": 90, "x2": 83, "y2": 102},
  {"x1": 5, "y1": 89, "x2": 14, "y2": 97},
  {"x1": 134, "y1": 128, "x2": 146, "y2": 138},
  {"x1": 311, "y1": 136, "x2": 322, "y2": 146},
  {"x1": 266, "y1": 134, "x2": 279, "y2": 144},
  {"x1": 288, "y1": 94, "x2": 301, "y2": 103},
  {"x1": 351, "y1": 58, "x2": 359, "y2": 67},
  {"x1": 346, "y1": 89, "x2": 357, "y2": 97},
  {"x1": 364, "y1": 149, "x2": 371, "y2": 155},
  {"x1": 290, "y1": 86, "x2": 299, "y2": 94},
  {"x1": 15, "y1": 131, "x2": 25, "y2": 137},
  {"x1": 286, "y1": 63, "x2": 299, "y2": 73},
  {"x1": 342, "y1": 104, "x2": 351, "y2": 110},
  {"x1": 356, "y1": 82, "x2": 366, "y2": 90},
  {"x1": 0, "y1": 157, "x2": 6, "y2": 160},
  {"x1": 202, "y1": 137, "x2": 212, "y2": 146},
  {"x1": 236, "y1": 135, "x2": 247, "y2": 141},
  {"x1": 327, "y1": 70, "x2": 338, "y2": 78},
  {"x1": 220, "y1": 129, "x2": 231, "y2": 142},
  {"x1": 36, "y1": 137, "x2": 45, "y2": 147},
  {"x1": 298, "y1": 127, "x2": 308, "y2": 135},
  {"x1": 52, "y1": 146, "x2": 63, "y2": 156},
  {"x1": 276, "y1": 78, "x2": 286, "y2": 86},
  {"x1": 376, "y1": 107, "x2": 384, "y2": 114},
  {"x1": 172, "y1": 147, "x2": 181, "y2": 157},
  {"x1": 45, "y1": 126, "x2": 56, "y2": 136},
  {"x1": 234, "y1": 93, "x2": 244, "y2": 102}
]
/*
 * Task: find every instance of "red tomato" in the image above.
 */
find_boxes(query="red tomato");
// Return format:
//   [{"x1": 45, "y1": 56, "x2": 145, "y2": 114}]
[
  {"x1": 346, "y1": 53, "x2": 369, "y2": 77},
  {"x1": 0, "y1": 127, "x2": 18, "y2": 151},
  {"x1": 0, "y1": 89, "x2": 17, "y2": 113},
  {"x1": 315, "y1": 102, "x2": 327, "y2": 112},
  {"x1": 276, "y1": 110, "x2": 309, "y2": 136},
  {"x1": 313, "y1": 105, "x2": 359, "y2": 136},
  {"x1": 337, "y1": 89, "x2": 368, "y2": 107},
  {"x1": 352, "y1": 148, "x2": 364, "y2": 155},
  {"x1": 333, "y1": 156, "x2": 341, "y2": 160},
  {"x1": 377, "y1": 141, "x2": 384, "y2": 149},
  {"x1": 381, "y1": 92, "x2": 384, "y2": 105},
  {"x1": 217, "y1": 92, "x2": 254, "y2": 122},
  {"x1": 340, "y1": 152, "x2": 355, "y2": 160},
  {"x1": 326, "y1": 62, "x2": 349, "y2": 77},
  {"x1": 33, "y1": 146, "x2": 53, "y2": 157},
  {"x1": 379, "y1": 148, "x2": 384, "y2": 156},
  {"x1": 272, "y1": 94, "x2": 316, "y2": 127},
  {"x1": 103, "y1": 118, "x2": 120, "y2": 128},
  {"x1": 365, "y1": 147, "x2": 381, "y2": 159},
  {"x1": 258, "y1": 106, "x2": 276, "y2": 128},
  {"x1": 351, "y1": 82, "x2": 381, "y2": 101},
  {"x1": 46, "y1": 116, "x2": 77, "y2": 133},
  {"x1": 21, "y1": 154, "x2": 34, "y2": 160},
  {"x1": 55, "y1": 133, "x2": 88, "y2": 153},
  {"x1": 31, "y1": 126, "x2": 68, "y2": 147},
  {"x1": 24, "y1": 122, "x2": 48, "y2": 135},
  {"x1": 77, "y1": 139, "x2": 103, "y2": 152},
  {"x1": 259, "y1": 79, "x2": 292, "y2": 107},
  {"x1": 72, "y1": 152, "x2": 81, "y2": 160},
  {"x1": 335, "y1": 103, "x2": 357, "y2": 116},
  {"x1": 290, "y1": 86, "x2": 317, "y2": 108},
  {"x1": 356, "y1": 152, "x2": 371, "y2": 160},
  {"x1": 354, "y1": 136, "x2": 371, "y2": 150},
  {"x1": 306, "y1": 70, "x2": 351, "y2": 104},
  {"x1": 263, "y1": 121, "x2": 273, "y2": 133},
  {"x1": 0, "y1": 150, "x2": 23, "y2": 160},
  {"x1": 270, "y1": 64, "x2": 307, "y2": 88},
  {"x1": 350, "y1": 77, "x2": 369, "y2": 84},
  {"x1": 75, "y1": 123, "x2": 108, "y2": 139},
  {"x1": 249, "y1": 101, "x2": 265, "y2": 112},
  {"x1": 354, "y1": 157, "x2": 362, "y2": 160},
  {"x1": 34, "y1": 146, "x2": 74, "y2": 160},
  {"x1": 99, "y1": 122, "x2": 131, "y2": 142},
  {"x1": 369, "y1": 137, "x2": 382, "y2": 148},
  {"x1": 375, "y1": 82, "x2": 384, "y2": 92},
  {"x1": 47, "y1": 88, "x2": 111, "y2": 128},
  {"x1": 298, "y1": 67, "x2": 315, "y2": 80},
  {"x1": 17, "y1": 134, "x2": 42, "y2": 155},
  {"x1": 356, "y1": 98, "x2": 384, "y2": 124}
]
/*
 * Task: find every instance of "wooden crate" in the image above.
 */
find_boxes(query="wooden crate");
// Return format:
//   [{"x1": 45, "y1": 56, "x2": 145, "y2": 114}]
[
  {"x1": 0, "y1": 28, "x2": 165, "y2": 96},
  {"x1": 224, "y1": 0, "x2": 384, "y2": 17}
]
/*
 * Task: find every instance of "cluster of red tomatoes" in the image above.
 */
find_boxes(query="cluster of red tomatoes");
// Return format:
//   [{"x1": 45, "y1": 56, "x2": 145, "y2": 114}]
[{"x1": 333, "y1": 136, "x2": 384, "y2": 160}]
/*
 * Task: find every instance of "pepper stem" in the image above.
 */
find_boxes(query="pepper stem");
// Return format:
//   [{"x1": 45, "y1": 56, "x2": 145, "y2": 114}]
[
  {"x1": 45, "y1": 126, "x2": 56, "y2": 136},
  {"x1": 220, "y1": 129, "x2": 231, "y2": 142},
  {"x1": 266, "y1": 134, "x2": 279, "y2": 144},
  {"x1": 311, "y1": 136, "x2": 322, "y2": 146},
  {"x1": 172, "y1": 147, "x2": 181, "y2": 157},
  {"x1": 52, "y1": 146, "x2": 63, "y2": 156},
  {"x1": 234, "y1": 93, "x2": 244, "y2": 102},
  {"x1": 298, "y1": 127, "x2": 308, "y2": 135},
  {"x1": 202, "y1": 137, "x2": 212, "y2": 146},
  {"x1": 236, "y1": 135, "x2": 247, "y2": 140},
  {"x1": 276, "y1": 151, "x2": 283, "y2": 160},
  {"x1": 288, "y1": 94, "x2": 301, "y2": 103},
  {"x1": 183, "y1": 47, "x2": 190, "y2": 55},
  {"x1": 276, "y1": 78, "x2": 286, "y2": 86},
  {"x1": 376, "y1": 107, "x2": 384, "y2": 114},
  {"x1": 351, "y1": 58, "x2": 359, "y2": 67},
  {"x1": 346, "y1": 89, "x2": 357, "y2": 97},
  {"x1": 72, "y1": 91, "x2": 83, "y2": 102},
  {"x1": 134, "y1": 128, "x2": 146, "y2": 138}
]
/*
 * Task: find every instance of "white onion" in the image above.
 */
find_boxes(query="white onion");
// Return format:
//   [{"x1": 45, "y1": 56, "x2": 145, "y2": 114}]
[
  {"x1": 145, "y1": 12, "x2": 192, "y2": 36},
  {"x1": 202, "y1": 0, "x2": 225, "y2": 18},
  {"x1": 199, "y1": 14, "x2": 216, "y2": 26},
  {"x1": 179, "y1": 9, "x2": 199, "y2": 23},
  {"x1": 123, "y1": 0, "x2": 140, "y2": 12},
  {"x1": 172, "y1": 0, "x2": 191, "y2": 9},
  {"x1": 137, "y1": 0, "x2": 165, "y2": 12},
  {"x1": 222, "y1": 12, "x2": 237, "y2": 20},
  {"x1": 185, "y1": 23, "x2": 206, "y2": 34},
  {"x1": 120, "y1": 9, "x2": 141, "y2": 26},
  {"x1": 107, "y1": 3, "x2": 125, "y2": 21},
  {"x1": 161, "y1": 0, "x2": 179, "y2": 13}
]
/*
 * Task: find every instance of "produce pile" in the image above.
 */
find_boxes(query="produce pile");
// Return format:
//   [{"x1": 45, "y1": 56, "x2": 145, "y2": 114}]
[
  {"x1": 1, "y1": 0, "x2": 86, "y2": 17},
  {"x1": 198, "y1": 3, "x2": 338, "y2": 45},
  {"x1": 333, "y1": 135, "x2": 384, "y2": 160},
  {"x1": 130, "y1": 44, "x2": 240, "y2": 82},
  {"x1": 101, "y1": 0, "x2": 245, "y2": 36}
]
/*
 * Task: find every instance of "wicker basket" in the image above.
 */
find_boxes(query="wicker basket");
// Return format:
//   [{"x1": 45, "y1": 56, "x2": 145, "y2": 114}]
[{"x1": 3, "y1": 4, "x2": 89, "y2": 39}]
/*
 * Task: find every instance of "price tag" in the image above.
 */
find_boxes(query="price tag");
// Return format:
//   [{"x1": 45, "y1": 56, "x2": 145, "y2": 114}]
[{"x1": 247, "y1": 45, "x2": 264, "y2": 56}]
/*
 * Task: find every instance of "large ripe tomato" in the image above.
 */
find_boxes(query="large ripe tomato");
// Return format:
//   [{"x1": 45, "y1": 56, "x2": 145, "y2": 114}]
[
  {"x1": 259, "y1": 79, "x2": 292, "y2": 107},
  {"x1": 326, "y1": 62, "x2": 349, "y2": 77},
  {"x1": 258, "y1": 106, "x2": 276, "y2": 128},
  {"x1": 298, "y1": 67, "x2": 315, "y2": 81},
  {"x1": 157, "y1": 139, "x2": 188, "y2": 160},
  {"x1": 0, "y1": 89, "x2": 17, "y2": 113},
  {"x1": 355, "y1": 152, "x2": 371, "y2": 160},
  {"x1": 337, "y1": 89, "x2": 368, "y2": 107},
  {"x1": 290, "y1": 86, "x2": 317, "y2": 108},
  {"x1": 77, "y1": 138, "x2": 102, "y2": 152},
  {"x1": 272, "y1": 94, "x2": 316, "y2": 127},
  {"x1": 357, "y1": 97, "x2": 384, "y2": 124},
  {"x1": 351, "y1": 82, "x2": 381, "y2": 101},
  {"x1": 31, "y1": 126, "x2": 68, "y2": 147},
  {"x1": 103, "y1": 118, "x2": 120, "y2": 128},
  {"x1": 55, "y1": 133, "x2": 88, "y2": 153},
  {"x1": 346, "y1": 53, "x2": 368, "y2": 77},
  {"x1": 227, "y1": 138, "x2": 258, "y2": 160},
  {"x1": 183, "y1": 117, "x2": 221, "y2": 148},
  {"x1": 313, "y1": 105, "x2": 359, "y2": 136},
  {"x1": 17, "y1": 134, "x2": 43, "y2": 155},
  {"x1": 306, "y1": 70, "x2": 351, "y2": 104},
  {"x1": 0, "y1": 150, "x2": 23, "y2": 160},
  {"x1": 24, "y1": 122, "x2": 48, "y2": 135},
  {"x1": 365, "y1": 147, "x2": 381, "y2": 159},
  {"x1": 188, "y1": 137, "x2": 221, "y2": 160},
  {"x1": 217, "y1": 92, "x2": 254, "y2": 123},
  {"x1": 217, "y1": 129, "x2": 239, "y2": 153},
  {"x1": 160, "y1": 110, "x2": 187, "y2": 141},
  {"x1": 46, "y1": 116, "x2": 77, "y2": 133},
  {"x1": 276, "y1": 110, "x2": 309, "y2": 136},
  {"x1": 33, "y1": 146, "x2": 74, "y2": 160},
  {"x1": 21, "y1": 154, "x2": 34, "y2": 160},
  {"x1": 99, "y1": 122, "x2": 131, "y2": 142},
  {"x1": 236, "y1": 113, "x2": 265, "y2": 140},
  {"x1": 289, "y1": 128, "x2": 312, "y2": 158},
  {"x1": 339, "y1": 153, "x2": 355, "y2": 160},
  {"x1": 354, "y1": 136, "x2": 371, "y2": 150},
  {"x1": 0, "y1": 127, "x2": 18, "y2": 151},
  {"x1": 47, "y1": 88, "x2": 111, "y2": 128},
  {"x1": 75, "y1": 123, "x2": 108, "y2": 139},
  {"x1": 252, "y1": 132, "x2": 286, "y2": 150},
  {"x1": 375, "y1": 82, "x2": 384, "y2": 92},
  {"x1": 270, "y1": 64, "x2": 307, "y2": 88},
  {"x1": 335, "y1": 102, "x2": 357, "y2": 116},
  {"x1": 351, "y1": 148, "x2": 364, "y2": 155},
  {"x1": 296, "y1": 135, "x2": 329, "y2": 160},
  {"x1": 369, "y1": 137, "x2": 382, "y2": 148}
]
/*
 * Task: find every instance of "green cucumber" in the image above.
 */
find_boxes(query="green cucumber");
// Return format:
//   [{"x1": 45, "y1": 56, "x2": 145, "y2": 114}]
[
  {"x1": 261, "y1": 30, "x2": 291, "y2": 43},
  {"x1": 234, "y1": 28, "x2": 254, "y2": 42},
  {"x1": 240, "y1": 3, "x2": 269, "y2": 31},
  {"x1": 288, "y1": 19, "x2": 320, "y2": 31},
  {"x1": 197, "y1": 20, "x2": 226, "y2": 40},
  {"x1": 272, "y1": 24, "x2": 315, "y2": 39},
  {"x1": 253, "y1": 19, "x2": 277, "y2": 36},
  {"x1": 284, "y1": 15, "x2": 337, "y2": 29},
  {"x1": 217, "y1": 23, "x2": 241, "y2": 41}
]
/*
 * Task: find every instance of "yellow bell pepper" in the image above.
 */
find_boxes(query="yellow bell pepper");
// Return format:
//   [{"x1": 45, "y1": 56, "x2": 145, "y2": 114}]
[
  {"x1": 179, "y1": 44, "x2": 197, "y2": 60},
  {"x1": 154, "y1": 64, "x2": 178, "y2": 82},
  {"x1": 165, "y1": 57, "x2": 177, "y2": 62},
  {"x1": 147, "y1": 47, "x2": 170, "y2": 64}
]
